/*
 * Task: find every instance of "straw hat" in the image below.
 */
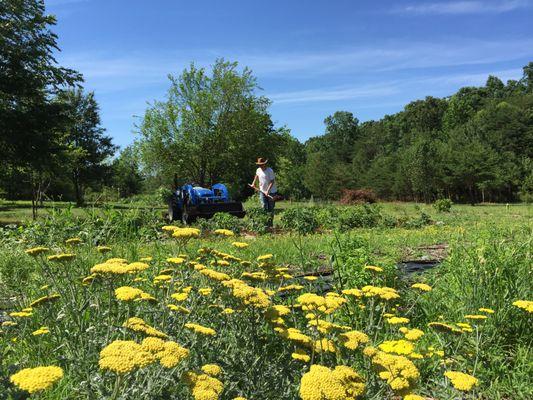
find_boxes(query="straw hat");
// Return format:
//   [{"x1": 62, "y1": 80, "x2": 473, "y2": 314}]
[{"x1": 255, "y1": 157, "x2": 268, "y2": 165}]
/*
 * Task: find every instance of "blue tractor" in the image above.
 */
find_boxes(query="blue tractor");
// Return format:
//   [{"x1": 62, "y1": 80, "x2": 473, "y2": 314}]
[{"x1": 167, "y1": 183, "x2": 245, "y2": 224}]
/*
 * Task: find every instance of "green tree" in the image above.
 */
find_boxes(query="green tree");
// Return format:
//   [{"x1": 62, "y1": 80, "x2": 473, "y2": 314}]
[
  {"x1": 137, "y1": 59, "x2": 285, "y2": 198},
  {"x1": 111, "y1": 146, "x2": 144, "y2": 198},
  {"x1": 0, "y1": 0, "x2": 82, "y2": 215},
  {"x1": 56, "y1": 89, "x2": 116, "y2": 205}
]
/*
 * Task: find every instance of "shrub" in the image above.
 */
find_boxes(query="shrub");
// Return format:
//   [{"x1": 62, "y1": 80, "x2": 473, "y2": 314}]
[
  {"x1": 243, "y1": 207, "x2": 272, "y2": 234},
  {"x1": 433, "y1": 198, "x2": 453, "y2": 212},
  {"x1": 279, "y1": 207, "x2": 319, "y2": 234},
  {"x1": 339, "y1": 188, "x2": 377, "y2": 205},
  {"x1": 335, "y1": 204, "x2": 382, "y2": 231},
  {"x1": 195, "y1": 213, "x2": 244, "y2": 234},
  {"x1": 404, "y1": 212, "x2": 432, "y2": 229}
]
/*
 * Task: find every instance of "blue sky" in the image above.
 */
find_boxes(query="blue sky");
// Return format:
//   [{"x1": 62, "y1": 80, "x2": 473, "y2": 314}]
[{"x1": 47, "y1": 0, "x2": 533, "y2": 148}]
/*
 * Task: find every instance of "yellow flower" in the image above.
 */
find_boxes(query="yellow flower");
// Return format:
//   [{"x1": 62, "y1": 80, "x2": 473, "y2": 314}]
[
  {"x1": 339, "y1": 330, "x2": 369, "y2": 350},
  {"x1": 198, "y1": 287, "x2": 212, "y2": 296},
  {"x1": 47, "y1": 253, "x2": 76, "y2": 262},
  {"x1": 167, "y1": 304, "x2": 191, "y2": 314},
  {"x1": 291, "y1": 348, "x2": 310, "y2": 362},
  {"x1": 32, "y1": 327, "x2": 50, "y2": 336},
  {"x1": 371, "y1": 351, "x2": 419, "y2": 391},
  {"x1": 364, "y1": 265, "x2": 383, "y2": 273},
  {"x1": 9, "y1": 311, "x2": 32, "y2": 318},
  {"x1": 200, "y1": 268, "x2": 231, "y2": 282},
  {"x1": 214, "y1": 229, "x2": 234, "y2": 236},
  {"x1": 25, "y1": 247, "x2": 49, "y2": 256},
  {"x1": 378, "y1": 340, "x2": 414, "y2": 355},
  {"x1": 65, "y1": 237, "x2": 82, "y2": 245},
  {"x1": 361, "y1": 285, "x2": 400, "y2": 301},
  {"x1": 154, "y1": 274, "x2": 172, "y2": 284},
  {"x1": 386, "y1": 317, "x2": 410, "y2": 325},
  {"x1": 299, "y1": 364, "x2": 365, "y2": 400},
  {"x1": 399, "y1": 327, "x2": 424, "y2": 341},
  {"x1": 256, "y1": 254, "x2": 273, "y2": 261},
  {"x1": 140, "y1": 256, "x2": 153, "y2": 262},
  {"x1": 464, "y1": 314, "x2": 488, "y2": 320},
  {"x1": 222, "y1": 279, "x2": 271, "y2": 309},
  {"x1": 278, "y1": 284, "x2": 304, "y2": 292},
  {"x1": 411, "y1": 283, "x2": 432, "y2": 292},
  {"x1": 162, "y1": 225, "x2": 179, "y2": 232},
  {"x1": 342, "y1": 288, "x2": 363, "y2": 298},
  {"x1": 185, "y1": 323, "x2": 216, "y2": 336},
  {"x1": 10, "y1": 366, "x2": 63, "y2": 394},
  {"x1": 123, "y1": 317, "x2": 167, "y2": 338},
  {"x1": 184, "y1": 371, "x2": 224, "y2": 400},
  {"x1": 167, "y1": 257, "x2": 186, "y2": 265},
  {"x1": 156, "y1": 341, "x2": 190, "y2": 368},
  {"x1": 513, "y1": 300, "x2": 533, "y2": 313},
  {"x1": 96, "y1": 245, "x2": 112, "y2": 253},
  {"x1": 428, "y1": 322, "x2": 462, "y2": 335},
  {"x1": 172, "y1": 227, "x2": 201, "y2": 239},
  {"x1": 478, "y1": 307, "x2": 494, "y2": 314},
  {"x1": 201, "y1": 364, "x2": 222, "y2": 377},
  {"x1": 313, "y1": 338, "x2": 336, "y2": 353},
  {"x1": 99, "y1": 340, "x2": 156, "y2": 374},
  {"x1": 232, "y1": 242, "x2": 249, "y2": 248},
  {"x1": 444, "y1": 371, "x2": 479, "y2": 391},
  {"x1": 304, "y1": 276, "x2": 318, "y2": 281},
  {"x1": 29, "y1": 294, "x2": 60, "y2": 308}
]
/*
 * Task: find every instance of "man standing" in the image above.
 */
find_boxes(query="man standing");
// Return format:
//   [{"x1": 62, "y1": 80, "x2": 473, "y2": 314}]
[{"x1": 250, "y1": 157, "x2": 277, "y2": 214}]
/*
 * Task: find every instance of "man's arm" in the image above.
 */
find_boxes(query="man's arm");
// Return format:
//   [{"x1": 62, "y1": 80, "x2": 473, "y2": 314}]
[
  {"x1": 250, "y1": 174, "x2": 258, "y2": 187},
  {"x1": 266, "y1": 170, "x2": 275, "y2": 194}
]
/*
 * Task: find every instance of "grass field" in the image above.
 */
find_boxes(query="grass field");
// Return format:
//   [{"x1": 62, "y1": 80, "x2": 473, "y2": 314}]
[{"x1": 0, "y1": 201, "x2": 531, "y2": 399}]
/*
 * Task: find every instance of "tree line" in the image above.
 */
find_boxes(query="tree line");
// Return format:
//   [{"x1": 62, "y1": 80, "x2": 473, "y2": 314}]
[{"x1": 1, "y1": 0, "x2": 532, "y2": 210}]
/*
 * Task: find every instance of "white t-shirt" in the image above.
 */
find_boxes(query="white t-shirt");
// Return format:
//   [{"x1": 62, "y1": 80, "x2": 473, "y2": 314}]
[{"x1": 256, "y1": 167, "x2": 277, "y2": 194}]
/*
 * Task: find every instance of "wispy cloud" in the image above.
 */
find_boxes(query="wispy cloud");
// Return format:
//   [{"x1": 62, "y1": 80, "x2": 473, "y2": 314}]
[
  {"x1": 395, "y1": 0, "x2": 530, "y2": 15},
  {"x1": 268, "y1": 68, "x2": 523, "y2": 105}
]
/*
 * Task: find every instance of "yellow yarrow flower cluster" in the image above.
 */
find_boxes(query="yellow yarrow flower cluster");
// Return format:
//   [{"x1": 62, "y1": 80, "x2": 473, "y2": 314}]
[
  {"x1": 478, "y1": 307, "x2": 494, "y2": 314},
  {"x1": 96, "y1": 245, "x2": 112, "y2": 253},
  {"x1": 444, "y1": 371, "x2": 479, "y2": 391},
  {"x1": 214, "y1": 229, "x2": 234, "y2": 236},
  {"x1": 339, "y1": 330, "x2": 369, "y2": 350},
  {"x1": 222, "y1": 279, "x2": 271, "y2": 309},
  {"x1": 32, "y1": 326, "x2": 50, "y2": 336},
  {"x1": 25, "y1": 247, "x2": 49, "y2": 256},
  {"x1": 275, "y1": 327, "x2": 313, "y2": 347},
  {"x1": 292, "y1": 348, "x2": 311, "y2": 362},
  {"x1": 278, "y1": 284, "x2": 304, "y2": 292},
  {"x1": 47, "y1": 253, "x2": 76, "y2": 262},
  {"x1": 167, "y1": 257, "x2": 186, "y2": 265},
  {"x1": 99, "y1": 340, "x2": 156, "y2": 374},
  {"x1": 10, "y1": 366, "x2": 64, "y2": 394},
  {"x1": 185, "y1": 322, "x2": 216, "y2": 336},
  {"x1": 91, "y1": 259, "x2": 149, "y2": 275},
  {"x1": 386, "y1": 317, "x2": 410, "y2": 325},
  {"x1": 403, "y1": 394, "x2": 425, "y2": 400},
  {"x1": 115, "y1": 286, "x2": 155, "y2": 302},
  {"x1": 172, "y1": 227, "x2": 201, "y2": 239},
  {"x1": 464, "y1": 314, "x2": 487, "y2": 320},
  {"x1": 512, "y1": 300, "x2": 533, "y2": 313},
  {"x1": 201, "y1": 364, "x2": 222, "y2": 377},
  {"x1": 29, "y1": 294, "x2": 60, "y2": 308},
  {"x1": 370, "y1": 351, "x2": 420, "y2": 391},
  {"x1": 140, "y1": 337, "x2": 189, "y2": 368},
  {"x1": 232, "y1": 241, "x2": 249, "y2": 248},
  {"x1": 399, "y1": 327, "x2": 424, "y2": 341},
  {"x1": 428, "y1": 322, "x2": 462, "y2": 335},
  {"x1": 184, "y1": 371, "x2": 224, "y2": 400},
  {"x1": 257, "y1": 254, "x2": 273, "y2": 261},
  {"x1": 123, "y1": 317, "x2": 167, "y2": 338},
  {"x1": 200, "y1": 268, "x2": 231, "y2": 282},
  {"x1": 378, "y1": 340, "x2": 415, "y2": 355},
  {"x1": 65, "y1": 237, "x2": 82, "y2": 245},
  {"x1": 297, "y1": 292, "x2": 346, "y2": 314},
  {"x1": 313, "y1": 338, "x2": 336, "y2": 353},
  {"x1": 361, "y1": 286, "x2": 400, "y2": 300},
  {"x1": 411, "y1": 283, "x2": 432, "y2": 292},
  {"x1": 364, "y1": 265, "x2": 383, "y2": 273},
  {"x1": 167, "y1": 304, "x2": 191, "y2": 314},
  {"x1": 299, "y1": 364, "x2": 365, "y2": 400}
]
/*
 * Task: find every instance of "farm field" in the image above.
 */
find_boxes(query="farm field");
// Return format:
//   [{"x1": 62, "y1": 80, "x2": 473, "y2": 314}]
[{"x1": 0, "y1": 202, "x2": 531, "y2": 399}]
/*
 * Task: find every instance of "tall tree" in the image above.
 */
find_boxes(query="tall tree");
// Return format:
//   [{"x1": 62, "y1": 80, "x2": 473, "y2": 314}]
[
  {"x1": 56, "y1": 89, "x2": 116, "y2": 205},
  {"x1": 137, "y1": 59, "x2": 285, "y2": 198},
  {"x1": 0, "y1": 0, "x2": 82, "y2": 215}
]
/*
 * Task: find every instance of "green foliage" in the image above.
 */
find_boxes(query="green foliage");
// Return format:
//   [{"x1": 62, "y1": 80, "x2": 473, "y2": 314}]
[
  {"x1": 433, "y1": 198, "x2": 453, "y2": 212},
  {"x1": 195, "y1": 212, "x2": 244, "y2": 234},
  {"x1": 279, "y1": 206, "x2": 319, "y2": 234},
  {"x1": 136, "y1": 59, "x2": 286, "y2": 198},
  {"x1": 243, "y1": 207, "x2": 271, "y2": 234}
]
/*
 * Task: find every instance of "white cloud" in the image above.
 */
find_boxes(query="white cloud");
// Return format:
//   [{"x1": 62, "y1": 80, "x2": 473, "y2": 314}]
[
  {"x1": 268, "y1": 68, "x2": 523, "y2": 105},
  {"x1": 396, "y1": 0, "x2": 530, "y2": 15}
]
